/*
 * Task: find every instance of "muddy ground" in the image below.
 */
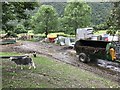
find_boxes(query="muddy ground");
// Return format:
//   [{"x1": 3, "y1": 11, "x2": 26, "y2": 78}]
[{"x1": 1, "y1": 41, "x2": 120, "y2": 85}]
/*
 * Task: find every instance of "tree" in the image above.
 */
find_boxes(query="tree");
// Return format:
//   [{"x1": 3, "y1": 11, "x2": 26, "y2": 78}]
[
  {"x1": 14, "y1": 24, "x2": 27, "y2": 34},
  {"x1": 107, "y1": 1, "x2": 120, "y2": 35},
  {"x1": 2, "y1": 2, "x2": 16, "y2": 33},
  {"x1": 112, "y1": 2, "x2": 120, "y2": 30},
  {"x1": 62, "y1": 0, "x2": 91, "y2": 35},
  {"x1": 42, "y1": 2, "x2": 66, "y2": 17},
  {"x1": 31, "y1": 5, "x2": 58, "y2": 37},
  {"x1": 2, "y1": 2, "x2": 39, "y2": 36}
]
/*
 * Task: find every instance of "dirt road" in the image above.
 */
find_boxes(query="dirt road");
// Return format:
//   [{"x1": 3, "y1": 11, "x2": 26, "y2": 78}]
[{"x1": 1, "y1": 41, "x2": 120, "y2": 84}]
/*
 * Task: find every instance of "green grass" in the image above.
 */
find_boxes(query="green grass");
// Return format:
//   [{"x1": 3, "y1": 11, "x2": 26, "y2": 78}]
[
  {"x1": 94, "y1": 30, "x2": 107, "y2": 35},
  {"x1": 1, "y1": 52, "x2": 119, "y2": 88},
  {"x1": 0, "y1": 30, "x2": 5, "y2": 34},
  {"x1": 94, "y1": 30, "x2": 120, "y2": 35}
]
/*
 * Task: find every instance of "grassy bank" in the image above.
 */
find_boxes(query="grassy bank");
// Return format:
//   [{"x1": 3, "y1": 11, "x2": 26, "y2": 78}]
[{"x1": 1, "y1": 52, "x2": 119, "y2": 88}]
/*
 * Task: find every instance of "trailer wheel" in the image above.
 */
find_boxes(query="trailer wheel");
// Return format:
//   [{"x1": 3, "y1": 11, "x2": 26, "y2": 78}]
[{"x1": 79, "y1": 53, "x2": 90, "y2": 63}]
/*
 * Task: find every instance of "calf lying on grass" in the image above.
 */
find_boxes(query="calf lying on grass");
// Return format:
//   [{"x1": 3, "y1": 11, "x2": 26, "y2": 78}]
[{"x1": 9, "y1": 55, "x2": 36, "y2": 69}]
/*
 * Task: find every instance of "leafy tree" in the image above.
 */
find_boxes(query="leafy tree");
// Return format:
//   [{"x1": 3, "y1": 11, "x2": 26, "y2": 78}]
[
  {"x1": 107, "y1": 1, "x2": 120, "y2": 35},
  {"x1": 62, "y1": 0, "x2": 91, "y2": 35},
  {"x1": 105, "y1": 1, "x2": 120, "y2": 42},
  {"x1": 106, "y1": 26, "x2": 116, "y2": 36},
  {"x1": 2, "y1": 2, "x2": 16, "y2": 33},
  {"x1": 42, "y1": 2, "x2": 66, "y2": 17},
  {"x1": 2, "y1": 2, "x2": 39, "y2": 36},
  {"x1": 31, "y1": 5, "x2": 58, "y2": 37},
  {"x1": 111, "y1": 2, "x2": 120, "y2": 30},
  {"x1": 93, "y1": 22, "x2": 109, "y2": 31},
  {"x1": 40, "y1": 2, "x2": 113, "y2": 33},
  {"x1": 14, "y1": 24, "x2": 27, "y2": 34}
]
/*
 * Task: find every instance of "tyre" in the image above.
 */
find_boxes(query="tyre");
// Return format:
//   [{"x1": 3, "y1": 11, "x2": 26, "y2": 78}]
[{"x1": 79, "y1": 53, "x2": 90, "y2": 63}]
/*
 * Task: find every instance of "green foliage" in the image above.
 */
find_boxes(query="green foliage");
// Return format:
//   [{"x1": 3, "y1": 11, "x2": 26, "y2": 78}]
[
  {"x1": 2, "y1": 2, "x2": 39, "y2": 35},
  {"x1": 14, "y1": 24, "x2": 27, "y2": 34},
  {"x1": 106, "y1": 26, "x2": 116, "y2": 36},
  {"x1": 2, "y1": 1, "x2": 115, "y2": 36},
  {"x1": 94, "y1": 30, "x2": 107, "y2": 35},
  {"x1": 89, "y1": 2, "x2": 113, "y2": 26},
  {"x1": 3, "y1": 31, "x2": 17, "y2": 38},
  {"x1": 31, "y1": 5, "x2": 58, "y2": 37},
  {"x1": 61, "y1": 0, "x2": 91, "y2": 34},
  {"x1": 42, "y1": 2, "x2": 66, "y2": 17},
  {"x1": 2, "y1": 2, "x2": 16, "y2": 33},
  {"x1": 0, "y1": 30, "x2": 5, "y2": 34},
  {"x1": 42, "y1": 2, "x2": 113, "y2": 27},
  {"x1": 107, "y1": 1, "x2": 120, "y2": 35},
  {"x1": 93, "y1": 22, "x2": 108, "y2": 30}
]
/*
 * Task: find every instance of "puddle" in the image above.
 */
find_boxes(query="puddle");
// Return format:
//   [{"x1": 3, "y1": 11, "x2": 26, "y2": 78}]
[{"x1": 97, "y1": 59, "x2": 120, "y2": 72}]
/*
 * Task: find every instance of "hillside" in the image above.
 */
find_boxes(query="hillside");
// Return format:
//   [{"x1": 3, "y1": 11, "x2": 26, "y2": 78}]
[{"x1": 42, "y1": 2, "x2": 113, "y2": 25}]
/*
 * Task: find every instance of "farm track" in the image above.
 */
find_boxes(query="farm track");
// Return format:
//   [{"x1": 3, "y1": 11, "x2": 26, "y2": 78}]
[{"x1": 1, "y1": 41, "x2": 120, "y2": 85}]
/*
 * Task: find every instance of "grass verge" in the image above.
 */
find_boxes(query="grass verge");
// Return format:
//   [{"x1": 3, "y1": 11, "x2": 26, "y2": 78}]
[{"x1": 1, "y1": 52, "x2": 119, "y2": 88}]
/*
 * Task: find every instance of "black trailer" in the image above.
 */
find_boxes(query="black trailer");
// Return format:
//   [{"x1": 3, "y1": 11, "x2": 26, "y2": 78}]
[{"x1": 74, "y1": 39, "x2": 120, "y2": 63}]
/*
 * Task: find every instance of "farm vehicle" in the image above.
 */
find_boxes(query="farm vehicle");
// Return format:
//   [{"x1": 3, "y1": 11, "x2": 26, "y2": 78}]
[{"x1": 74, "y1": 39, "x2": 120, "y2": 63}]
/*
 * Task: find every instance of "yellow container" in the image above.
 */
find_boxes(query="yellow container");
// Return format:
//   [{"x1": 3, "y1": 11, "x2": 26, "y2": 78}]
[
  {"x1": 110, "y1": 48, "x2": 116, "y2": 60},
  {"x1": 47, "y1": 34, "x2": 57, "y2": 38}
]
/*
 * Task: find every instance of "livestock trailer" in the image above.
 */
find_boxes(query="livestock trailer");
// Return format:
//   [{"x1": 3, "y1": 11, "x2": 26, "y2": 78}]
[{"x1": 74, "y1": 39, "x2": 120, "y2": 63}]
